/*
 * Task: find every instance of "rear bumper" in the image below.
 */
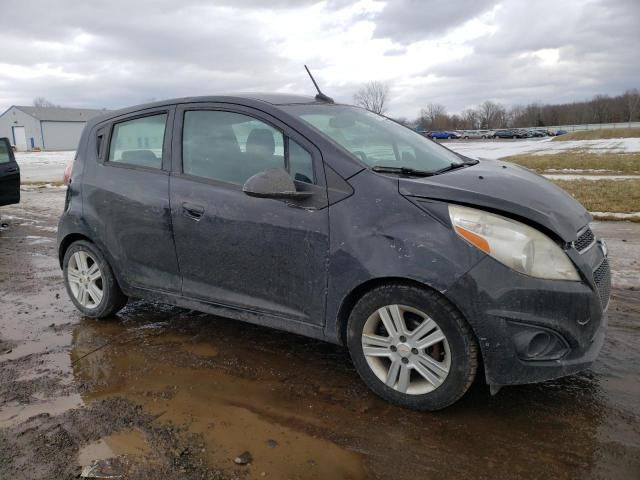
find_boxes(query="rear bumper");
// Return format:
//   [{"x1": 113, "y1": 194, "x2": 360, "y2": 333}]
[{"x1": 446, "y1": 255, "x2": 608, "y2": 386}]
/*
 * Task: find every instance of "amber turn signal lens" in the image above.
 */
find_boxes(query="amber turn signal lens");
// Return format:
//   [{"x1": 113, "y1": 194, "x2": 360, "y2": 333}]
[{"x1": 454, "y1": 226, "x2": 491, "y2": 254}]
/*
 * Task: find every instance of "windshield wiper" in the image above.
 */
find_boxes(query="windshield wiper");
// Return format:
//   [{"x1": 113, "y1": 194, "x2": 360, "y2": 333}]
[
  {"x1": 371, "y1": 166, "x2": 436, "y2": 177},
  {"x1": 432, "y1": 159, "x2": 479, "y2": 175},
  {"x1": 372, "y1": 159, "x2": 479, "y2": 177}
]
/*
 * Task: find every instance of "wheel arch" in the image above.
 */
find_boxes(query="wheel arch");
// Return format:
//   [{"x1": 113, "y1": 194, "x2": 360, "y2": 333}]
[
  {"x1": 58, "y1": 232, "x2": 94, "y2": 268},
  {"x1": 336, "y1": 276, "x2": 440, "y2": 346}
]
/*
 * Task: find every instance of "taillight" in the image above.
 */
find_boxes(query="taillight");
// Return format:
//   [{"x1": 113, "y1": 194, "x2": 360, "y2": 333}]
[{"x1": 63, "y1": 159, "x2": 74, "y2": 186}]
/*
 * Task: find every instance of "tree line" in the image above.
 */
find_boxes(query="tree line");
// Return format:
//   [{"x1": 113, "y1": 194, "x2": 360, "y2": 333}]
[{"x1": 353, "y1": 84, "x2": 640, "y2": 130}]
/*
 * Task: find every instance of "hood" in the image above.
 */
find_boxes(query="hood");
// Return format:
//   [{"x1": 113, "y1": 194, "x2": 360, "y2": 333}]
[{"x1": 398, "y1": 159, "x2": 591, "y2": 242}]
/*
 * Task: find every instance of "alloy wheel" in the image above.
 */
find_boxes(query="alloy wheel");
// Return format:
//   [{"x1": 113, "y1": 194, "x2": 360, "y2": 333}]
[
  {"x1": 361, "y1": 304, "x2": 451, "y2": 395},
  {"x1": 67, "y1": 250, "x2": 103, "y2": 309}
]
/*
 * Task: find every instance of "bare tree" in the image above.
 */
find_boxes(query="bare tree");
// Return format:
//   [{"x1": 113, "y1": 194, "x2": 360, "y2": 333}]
[
  {"x1": 353, "y1": 81, "x2": 391, "y2": 114},
  {"x1": 33, "y1": 97, "x2": 58, "y2": 108},
  {"x1": 478, "y1": 100, "x2": 504, "y2": 129},
  {"x1": 413, "y1": 88, "x2": 640, "y2": 130},
  {"x1": 590, "y1": 94, "x2": 610, "y2": 124},
  {"x1": 623, "y1": 88, "x2": 640, "y2": 125},
  {"x1": 421, "y1": 103, "x2": 447, "y2": 129},
  {"x1": 462, "y1": 109, "x2": 480, "y2": 129}
]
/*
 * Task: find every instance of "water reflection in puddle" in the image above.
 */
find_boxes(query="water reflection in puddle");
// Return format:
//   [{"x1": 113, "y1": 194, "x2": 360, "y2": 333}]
[{"x1": 65, "y1": 296, "x2": 640, "y2": 479}]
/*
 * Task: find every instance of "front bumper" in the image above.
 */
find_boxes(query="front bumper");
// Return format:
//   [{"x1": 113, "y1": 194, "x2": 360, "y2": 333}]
[{"x1": 446, "y1": 250, "x2": 609, "y2": 386}]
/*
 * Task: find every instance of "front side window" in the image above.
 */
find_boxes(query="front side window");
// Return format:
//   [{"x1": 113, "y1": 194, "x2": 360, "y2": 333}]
[
  {"x1": 182, "y1": 110, "x2": 315, "y2": 185},
  {"x1": 283, "y1": 105, "x2": 462, "y2": 172},
  {"x1": 108, "y1": 114, "x2": 167, "y2": 169}
]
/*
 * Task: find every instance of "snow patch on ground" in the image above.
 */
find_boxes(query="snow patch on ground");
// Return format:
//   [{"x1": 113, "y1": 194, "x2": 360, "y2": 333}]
[
  {"x1": 543, "y1": 168, "x2": 614, "y2": 173},
  {"x1": 542, "y1": 174, "x2": 640, "y2": 181},
  {"x1": 591, "y1": 212, "x2": 640, "y2": 220},
  {"x1": 447, "y1": 137, "x2": 640, "y2": 159},
  {"x1": 15, "y1": 150, "x2": 74, "y2": 182}
]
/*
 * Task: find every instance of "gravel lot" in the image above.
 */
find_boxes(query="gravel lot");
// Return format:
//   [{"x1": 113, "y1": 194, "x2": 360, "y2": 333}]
[{"x1": 0, "y1": 188, "x2": 639, "y2": 480}]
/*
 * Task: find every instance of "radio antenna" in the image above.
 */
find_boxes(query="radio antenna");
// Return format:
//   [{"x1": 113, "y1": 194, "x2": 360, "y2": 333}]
[{"x1": 304, "y1": 65, "x2": 334, "y2": 103}]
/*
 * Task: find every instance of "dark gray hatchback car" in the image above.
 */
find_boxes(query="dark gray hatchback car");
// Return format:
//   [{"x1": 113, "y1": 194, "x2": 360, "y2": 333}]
[{"x1": 57, "y1": 94, "x2": 610, "y2": 410}]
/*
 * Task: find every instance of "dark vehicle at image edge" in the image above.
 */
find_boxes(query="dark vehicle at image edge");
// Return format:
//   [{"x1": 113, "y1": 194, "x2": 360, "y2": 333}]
[
  {"x1": 57, "y1": 94, "x2": 610, "y2": 411},
  {"x1": 0, "y1": 137, "x2": 20, "y2": 215}
]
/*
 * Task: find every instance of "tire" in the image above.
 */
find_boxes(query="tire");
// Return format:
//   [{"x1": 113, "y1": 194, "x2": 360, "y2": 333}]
[
  {"x1": 63, "y1": 240, "x2": 127, "y2": 318},
  {"x1": 481, "y1": 135, "x2": 486, "y2": 139},
  {"x1": 512, "y1": 135, "x2": 517, "y2": 139},
  {"x1": 346, "y1": 284, "x2": 478, "y2": 411}
]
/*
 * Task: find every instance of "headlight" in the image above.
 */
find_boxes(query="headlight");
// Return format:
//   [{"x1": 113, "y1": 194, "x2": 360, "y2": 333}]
[{"x1": 449, "y1": 204, "x2": 580, "y2": 281}]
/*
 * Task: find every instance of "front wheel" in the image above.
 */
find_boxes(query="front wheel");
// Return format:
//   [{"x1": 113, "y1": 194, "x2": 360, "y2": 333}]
[
  {"x1": 63, "y1": 240, "x2": 128, "y2": 318},
  {"x1": 347, "y1": 284, "x2": 478, "y2": 411}
]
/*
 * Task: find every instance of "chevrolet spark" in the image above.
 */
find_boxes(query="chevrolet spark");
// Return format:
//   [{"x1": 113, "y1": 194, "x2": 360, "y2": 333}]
[{"x1": 57, "y1": 94, "x2": 609, "y2": 410}]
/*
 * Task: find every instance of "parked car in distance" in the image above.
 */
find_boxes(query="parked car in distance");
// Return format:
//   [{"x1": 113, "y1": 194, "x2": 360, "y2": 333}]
[
  {"x1": 527, "y1": 129, "x2": 546, "y2": 137},
  {"x1": 0, "y1": 137, "x2": 20, "y2": 216},
  {"x1": 494, "y1": 129, "x2": 527, "y2": 139},
  {"x1": 555, "y1": 129, "x2": 568, "y2": 136},
  {"x1": 58, "y1": 94, "x2": 610, "y2": 411},
  {"x1": 462, "y1": 130, "x2": 491, "y2": 139},
  {"x1": 430, "y1": 131, "x2": 460, "y2": 140}
]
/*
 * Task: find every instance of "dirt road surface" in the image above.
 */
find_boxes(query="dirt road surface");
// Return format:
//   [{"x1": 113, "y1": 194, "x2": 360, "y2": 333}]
[{"x1": 1, "y1": 188, "x2": 639, "y2": 479}]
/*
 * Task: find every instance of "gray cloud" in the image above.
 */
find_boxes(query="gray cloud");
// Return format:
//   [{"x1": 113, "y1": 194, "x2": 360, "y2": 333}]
[
  {"x1": 403, "y1": 0, "x2": 640, "y2": 113},
  {"x1": 372, "y1": 0, "x2": 499, "y2": 44},
  {"x1": 0, "y1": 0, "x2": 638, "y2": 119}
]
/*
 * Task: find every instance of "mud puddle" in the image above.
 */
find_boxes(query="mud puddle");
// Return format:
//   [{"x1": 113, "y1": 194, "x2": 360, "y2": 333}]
[{"x1": 1, "y1": 188, "x2": 640, "y2": 480}]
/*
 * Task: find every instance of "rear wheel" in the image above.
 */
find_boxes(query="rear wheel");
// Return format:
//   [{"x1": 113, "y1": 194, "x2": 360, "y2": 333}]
[
  {"x1": 63, "y1": 240, "x2": 127, "y2": 318},
  {"x1": 347, "y1": 284, "x2": 478, "y2": 411}
]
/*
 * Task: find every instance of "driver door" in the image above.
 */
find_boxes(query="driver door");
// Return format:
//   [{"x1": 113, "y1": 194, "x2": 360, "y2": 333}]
[
  {"x1": 0, "y1": 138, "x2": 20, "y2": 207},
  {"x1": 169, "y1": 104, "x2": 329, "y2": 325}
]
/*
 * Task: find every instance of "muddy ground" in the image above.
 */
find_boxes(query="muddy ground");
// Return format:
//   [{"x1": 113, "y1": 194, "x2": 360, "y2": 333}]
[{"x1": 1, "y1": 187, "x2": 639, "y2": 480}]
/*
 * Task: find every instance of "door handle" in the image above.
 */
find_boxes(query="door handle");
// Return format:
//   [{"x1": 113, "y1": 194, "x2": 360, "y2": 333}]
[
  {"x1": 182, "y1": 202, "x2": 204, "y2": 220},
  {"x1": 6, "y1": 167, "x2": 18, "y2": 173}
]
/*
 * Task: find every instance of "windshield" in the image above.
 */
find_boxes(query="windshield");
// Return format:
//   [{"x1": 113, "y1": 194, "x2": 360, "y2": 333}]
[{"x1": 283, "y1": 104, "x2": 462, "y2": 171}]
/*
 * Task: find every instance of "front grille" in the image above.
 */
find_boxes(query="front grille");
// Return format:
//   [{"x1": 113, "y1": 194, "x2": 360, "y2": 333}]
[
  {"x1": 574, "y1": 227, "x2": 595, "y2": 252},
  {"x1": 593, "y1": 259, "x2": 611, "y2": 309}
]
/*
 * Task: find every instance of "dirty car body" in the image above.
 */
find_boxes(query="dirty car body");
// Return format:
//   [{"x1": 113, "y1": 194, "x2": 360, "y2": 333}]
[{"x1": 57, "y1": 94, "x2": 610, "y2": 410}]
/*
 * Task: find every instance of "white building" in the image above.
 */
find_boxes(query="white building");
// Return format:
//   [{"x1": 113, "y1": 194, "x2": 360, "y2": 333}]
[{"x1": 0, "y1": 105, "x2": 106, "y2": 151}]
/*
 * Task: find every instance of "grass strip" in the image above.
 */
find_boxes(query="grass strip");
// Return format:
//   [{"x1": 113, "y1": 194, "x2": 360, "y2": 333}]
[
  {"x1": 551, "y1": 179, "x2": 640, "y2": 216},
  {"x1": 503, "y1": 152, "x2": 640, "y2": 174},
  {"x1": 552, "y1": 128, "x2": 640, "y2": 141}
]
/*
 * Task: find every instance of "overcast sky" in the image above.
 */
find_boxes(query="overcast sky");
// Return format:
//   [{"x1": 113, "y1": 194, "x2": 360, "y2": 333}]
[{"x1": 1, "y1": 0, "x2": 638, "y2": 118}]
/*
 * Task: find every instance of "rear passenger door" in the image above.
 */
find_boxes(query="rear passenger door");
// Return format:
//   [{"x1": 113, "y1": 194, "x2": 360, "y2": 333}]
[
  {"x1": 0, "y1": 138, "x2": 20, "y2": 207},
  {"x1": 169, "y1": 104, "x2": 329, "y2": 325},
  {"x1": 82, "y1": 108, "x2": 181, "y2": 293}
]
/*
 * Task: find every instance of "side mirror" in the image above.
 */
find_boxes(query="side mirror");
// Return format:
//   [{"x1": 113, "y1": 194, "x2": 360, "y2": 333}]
[{"x1": 243, "y1": 168, "x2": 313, "y2": 199}]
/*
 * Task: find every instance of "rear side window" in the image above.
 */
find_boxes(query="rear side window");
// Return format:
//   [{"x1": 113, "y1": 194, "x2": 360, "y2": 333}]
[
  {"x1": 182, "y1": 110, "x2": 315, "y2": 185},
  {"x1": 108, "y1": 114, "x2": 167, "y2": 169}
]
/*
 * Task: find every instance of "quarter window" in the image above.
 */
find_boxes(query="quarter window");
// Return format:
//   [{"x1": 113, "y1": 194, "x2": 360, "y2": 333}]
[
  {"x1": 108, "y1": 114, "x2": 167, "y2": 169},
  {"x1": 182, "y1": 110, "x2": 315, "y2": 185}
]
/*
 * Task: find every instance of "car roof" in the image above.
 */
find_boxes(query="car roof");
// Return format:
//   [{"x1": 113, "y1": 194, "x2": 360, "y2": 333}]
[
  {"x1": 108, "y1": 93, "x2": 325, "y2": 116},
  {"x1": 88, "y1": 92, "x2": 326, "y2": 125}
]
